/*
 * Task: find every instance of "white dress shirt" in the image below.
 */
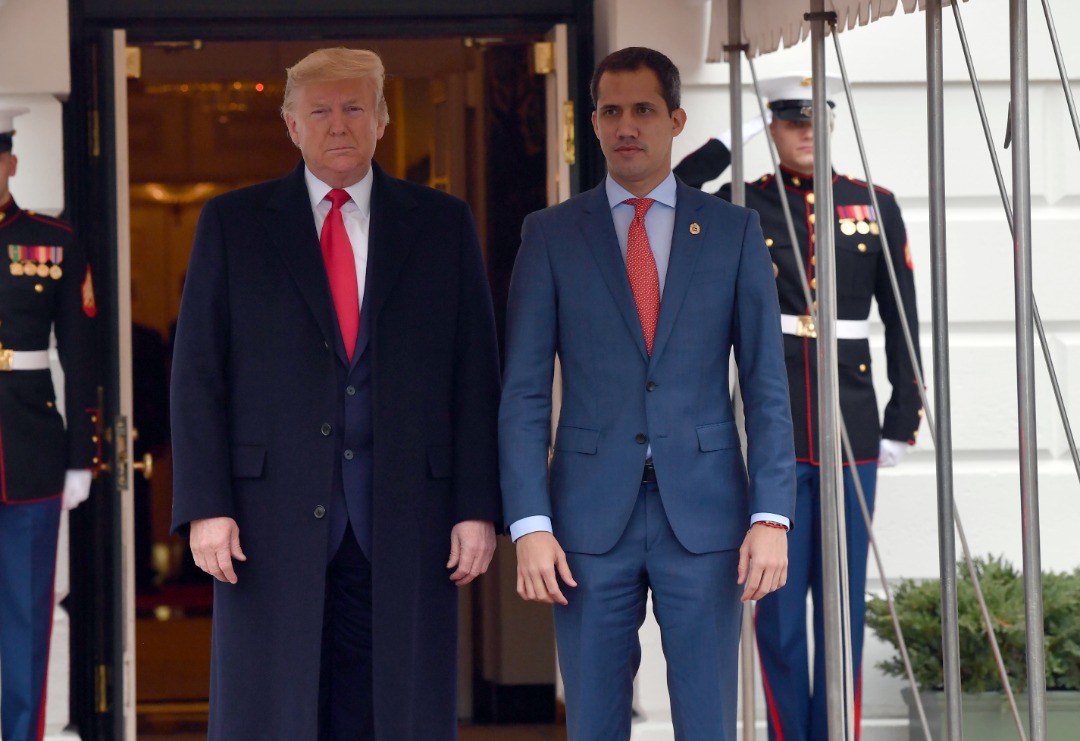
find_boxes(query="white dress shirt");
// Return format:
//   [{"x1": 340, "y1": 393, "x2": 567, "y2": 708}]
[{"x1": 304, "y1": 166, "x2": 373, "y2": 308}]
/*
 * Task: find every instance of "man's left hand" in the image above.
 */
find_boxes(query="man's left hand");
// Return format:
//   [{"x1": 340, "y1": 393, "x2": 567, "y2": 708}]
[
  {"x1": 737, "y1": 523, "x2": 789, "y2": 602},
  {"x1": 447, "y1": 520, "x2": 496, "y2": 586}
]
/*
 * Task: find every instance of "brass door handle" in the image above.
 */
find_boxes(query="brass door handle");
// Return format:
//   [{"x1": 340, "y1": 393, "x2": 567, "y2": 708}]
[{"x1": 133, "y1": 452, "x2": 153, "y2": 480}]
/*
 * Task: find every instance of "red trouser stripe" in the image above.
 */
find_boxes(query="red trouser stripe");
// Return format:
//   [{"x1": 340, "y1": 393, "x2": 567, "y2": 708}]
[
  {"x1": 754, "y1": 606, "x2": 785, "y2": 741},
  {"x1": 35, "y1": 549, "x2": 59, "y2": 741}
]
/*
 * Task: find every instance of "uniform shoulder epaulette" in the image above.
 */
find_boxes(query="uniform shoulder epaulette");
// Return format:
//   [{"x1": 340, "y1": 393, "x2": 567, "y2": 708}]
[
  {"x1": 843, "y1": 175, "x2": 895, "y2": 198},
  {"x1": 752, "y1": 173, "x2": 774, "y2": 189},
  {"x1": 25, "y1": 210, "x2": 74, "y2": 233}
]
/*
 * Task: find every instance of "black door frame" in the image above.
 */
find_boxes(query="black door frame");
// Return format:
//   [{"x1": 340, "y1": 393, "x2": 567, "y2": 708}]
[{"x1": 65, "y1": 3, "x2": 596, "y2": 738}]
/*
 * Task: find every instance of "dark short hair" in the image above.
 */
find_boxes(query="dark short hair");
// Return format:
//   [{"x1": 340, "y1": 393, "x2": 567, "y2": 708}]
[{"x1": 591, "y1": 47, "x2": 681, "y2": 115}]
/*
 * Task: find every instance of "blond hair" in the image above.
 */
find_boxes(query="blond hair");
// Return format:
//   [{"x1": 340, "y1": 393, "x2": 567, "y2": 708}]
[{"x1": 281, "y1": 47, "x2": 390, "y2": 125}]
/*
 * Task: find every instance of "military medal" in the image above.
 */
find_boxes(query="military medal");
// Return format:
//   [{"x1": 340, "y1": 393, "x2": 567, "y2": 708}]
[
  {"x1": 869, "y1": 222, "x2": 880, "y2": 235},
  {"x1": 50, "y1": 265, "x2": 62, "y2": 279},
  {"x1": 8, "y1": 245, "x2": 26, "y2": 275},
  {"x1": 856, "y1": 221, "x2": 870, "y2": 235},
  {"x1": 840, "y1": 220, "x2": 857, "y2": 236},
  {"x1": 22, "y1": 260, "x2": 35, "y2": 275},
  {"x1": 37, "y1": 262, "x2": 51, "y2": 277}
]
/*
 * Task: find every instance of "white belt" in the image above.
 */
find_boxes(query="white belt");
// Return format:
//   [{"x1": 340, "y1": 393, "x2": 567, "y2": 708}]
[
  {"x1": 0, "y1": 349, "x2": 51, "y2": 371},
  {"x1": 780, "y1": 314, "x2": 870, "y2": 340}
]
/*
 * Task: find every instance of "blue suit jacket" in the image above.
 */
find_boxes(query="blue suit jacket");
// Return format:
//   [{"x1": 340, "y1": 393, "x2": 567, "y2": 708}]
[{"x1": 499, "y1": 178, "x2": 796, "y2": 555}]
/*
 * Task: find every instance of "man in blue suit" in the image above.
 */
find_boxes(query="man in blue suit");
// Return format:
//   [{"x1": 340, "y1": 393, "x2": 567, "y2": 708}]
[
  {"x1": 171, "y1": 48, "x2": 501, "y2": 740},
  {"x1": 499, "y1": 47, "x2": 798, "y2": 739}
]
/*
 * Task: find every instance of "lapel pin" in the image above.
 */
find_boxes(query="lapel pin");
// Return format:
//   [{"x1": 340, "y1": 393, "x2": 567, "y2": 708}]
[{"x1": 689, "y1": 223, "x2": 701, "y2": 235}]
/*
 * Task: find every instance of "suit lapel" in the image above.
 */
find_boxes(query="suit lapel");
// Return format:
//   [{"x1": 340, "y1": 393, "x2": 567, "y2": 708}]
[
  {"x1": 359, "y1": 162, "x2": 420, "y2": 361},
  {"x1": 650, "y1": 181, "x2": 708, "y2": 365},
  {"x1": 579, "y1": 184, "x2": 650, "y2": 362},
  {"x1": 265, "y1": 163, "x2": 343, "y2": 362}
]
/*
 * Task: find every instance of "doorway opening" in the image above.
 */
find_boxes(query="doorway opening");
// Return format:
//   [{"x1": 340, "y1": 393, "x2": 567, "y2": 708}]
[{"x1": 123, "y1": 35, "x2": 551, "y2": 735}]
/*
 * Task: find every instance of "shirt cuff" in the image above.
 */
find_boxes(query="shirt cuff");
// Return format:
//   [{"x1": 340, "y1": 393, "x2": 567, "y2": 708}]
[
  {"x1": 509, "y1": 515, "x2": 553, "y2": 542},
  {"x1": 751, "y1": 512, "x2": 791, "y2": 529}
]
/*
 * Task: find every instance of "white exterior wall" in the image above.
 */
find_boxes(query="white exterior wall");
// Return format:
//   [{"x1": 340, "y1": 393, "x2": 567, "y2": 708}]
[
  {"x1": 594, "y1": 1, "x2": 1080, "y2": 738},
  {"x1": 0, "y1": 0, "x2": 80, "y2": 738}
]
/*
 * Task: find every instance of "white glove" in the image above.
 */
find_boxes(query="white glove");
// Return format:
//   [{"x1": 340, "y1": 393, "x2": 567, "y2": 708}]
[
  {"x1": 878, "y1": 439, "x2": 908, "y2": 469},
  {"x1": 62, "y1": 469, "x2": 93, "y2": 511},
  {"x1": 717, "y1": 110, "x2": 772, "y2": 149}
]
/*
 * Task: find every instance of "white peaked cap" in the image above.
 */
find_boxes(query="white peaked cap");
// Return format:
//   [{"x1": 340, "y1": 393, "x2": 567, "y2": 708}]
[
  {"x1": 756, "y1": 74, "x2": 843, "y2": 121},
  {"x1": 0, "y1": 107, "x2": 30, "y2": 136}
]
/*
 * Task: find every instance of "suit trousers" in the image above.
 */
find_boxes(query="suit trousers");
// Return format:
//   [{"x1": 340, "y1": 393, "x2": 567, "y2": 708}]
[
  {"x1": 755, "y1": 461, "x2": 878, "y2": 741},
  {"x1": 555, "y1": 482, "x2": 743, "y2": 741},
  {"x1": 0, "y1": 497, "x2": 62, "y2": 741},
  {"x1": 319, "y1": 522, "x2": 375, "y2": 741}
]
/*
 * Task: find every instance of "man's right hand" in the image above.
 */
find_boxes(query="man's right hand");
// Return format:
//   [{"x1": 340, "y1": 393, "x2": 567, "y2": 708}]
[
  {"x1": 515, "y1": 531, "x2": 577, "y2": 605},
  {"x1": 190, "y1": 516, "x2": 247, "y2": 584}
]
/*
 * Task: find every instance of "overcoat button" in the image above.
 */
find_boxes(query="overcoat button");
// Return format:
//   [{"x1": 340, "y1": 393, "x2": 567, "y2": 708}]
[
  {"x1": 313, "y1": 505, "x2": 326, "y2": 519},
  {"x1": 635, "y1": 433, "x2": 648, "y2": 444},
  {"x1": 321, "y1": 423, "x2": 332, "y2": 436},
  {"x1": 646, "y1": 381, "x2": 657, "y2": 392},
  {"x1": 346, "y1": 385, "x2": 356, "y2": 396},
  {"x1": 344, "y1": 449, "x2": 354, "y2": 460}
]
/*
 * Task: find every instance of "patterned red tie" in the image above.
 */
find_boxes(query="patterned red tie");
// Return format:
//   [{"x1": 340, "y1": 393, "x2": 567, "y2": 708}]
[
  {"x1": 320, "y1": 188, "x2": 360, "y2": 361},
  {"x1": 624, "y1": 197, "x2": 660, "y2": 355}
]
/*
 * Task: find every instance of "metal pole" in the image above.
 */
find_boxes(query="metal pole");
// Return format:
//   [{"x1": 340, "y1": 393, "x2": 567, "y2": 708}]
[
  {"x1": 729, "y1": 2, "x2": 745, "y2": 207},
  {"x1": 726, "y1": 5, "x2": 756, "y2": 740},
  {"x1": 1010, "y1": 0, "x2": 1049, "y2": 738},
  {"x1": 1039, "y1": 0, "x2": 1080, "y2": 153},
  {"x1": 926, "y1": 2, "x2": 963, "y2": 739},
  {"x1": 952, "y1": 0, "x2": 1080, "y2": 490},
  {"x1": 808, "y1": 4, "x2": 850, "y2": 740}
]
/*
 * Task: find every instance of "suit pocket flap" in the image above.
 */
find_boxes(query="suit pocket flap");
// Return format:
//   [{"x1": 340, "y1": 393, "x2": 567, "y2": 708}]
[
  {"x1": 554, "y1": 425, "x2": 600, "y2": 454},
  {"x1": 427, "y1": 445, "x2": 453, "y2": 479},
  {"x1": 231, "y1": 444, "x2": 266, "y2": 478},
  {"x1": 696, "y1": 422, "x2": 740, "y2": 452}
]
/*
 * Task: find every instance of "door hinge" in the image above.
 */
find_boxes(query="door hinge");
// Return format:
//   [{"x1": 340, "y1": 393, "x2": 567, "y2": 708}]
[
  {"x1": 95, "y1": 663, "x2": 110, "y2": 713},
  {"x1": 563, "y1": 100, "x2": 576, "y2": 166},
  {"x1": 532, "y1": 41, "x2": 554, "y2": 75},
  {"x1": 125, "y1": 46, "x2": 142, "y2": 79}
]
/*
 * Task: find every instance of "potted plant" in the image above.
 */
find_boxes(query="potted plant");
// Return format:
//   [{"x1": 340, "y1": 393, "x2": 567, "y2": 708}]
[{"x1": 865, "y1": 556, "x2": 1080, "y2": 740}]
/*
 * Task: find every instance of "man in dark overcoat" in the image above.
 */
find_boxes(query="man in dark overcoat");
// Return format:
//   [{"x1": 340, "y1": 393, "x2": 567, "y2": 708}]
[{"x1": 170, "y1": 48, "x2": 501, "y2": 740}]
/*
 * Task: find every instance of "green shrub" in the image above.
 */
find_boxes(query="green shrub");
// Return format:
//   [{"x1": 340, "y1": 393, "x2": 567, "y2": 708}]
[{"x1": 865, "y1": 556, "x2": 1080, "y2": 693}]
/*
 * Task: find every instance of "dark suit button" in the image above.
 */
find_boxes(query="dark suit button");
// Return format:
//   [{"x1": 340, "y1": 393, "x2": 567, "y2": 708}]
[
  {"x1": 344, "y1": 449, "x2": 354, "y2": 460},
  {"x1": 321, "y1": 423, "x2": 332, "y2": 436},
  {"x1": 346, "y1": 385, "x2": 356, "y2": 396},
  {"x1": 635, "y1": 433, "x2": 648, "y2": 444},
  {"x1": 313, "y1": 505, "x2": 326, "y2": 519},
  {"x1": 646, "y1": 381, "x2": 657, "y2": 392},
  {"x1": 324, "y1": 341, "x2": 330, "y2": 349}
]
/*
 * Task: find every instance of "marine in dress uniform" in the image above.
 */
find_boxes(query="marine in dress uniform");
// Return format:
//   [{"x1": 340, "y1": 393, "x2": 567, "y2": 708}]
[
  {"x1": 0, "y1": 108, "x2": 99, "y2": 741},
  {"x1": 674, "y1": 76, "x2": 923, "y2": 741}
]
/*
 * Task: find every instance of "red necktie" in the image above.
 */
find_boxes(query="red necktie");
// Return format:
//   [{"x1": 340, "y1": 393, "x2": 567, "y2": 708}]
[
  {"x1": 624, "y1": 197, "x2": 660, "y2": 355},
  {"x1": 320, "y1": 189, "x2": 360, "y2": 361}
]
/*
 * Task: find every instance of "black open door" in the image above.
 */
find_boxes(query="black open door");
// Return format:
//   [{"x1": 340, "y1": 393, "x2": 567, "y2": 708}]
[{"x1": 66, "y1": 26, "x2": 132, "y2": 741}]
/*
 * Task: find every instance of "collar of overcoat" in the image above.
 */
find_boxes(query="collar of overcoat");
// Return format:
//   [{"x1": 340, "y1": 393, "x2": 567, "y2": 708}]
[{"x1": 264, "y1": 160, "x2": 421, "y2": 368}]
